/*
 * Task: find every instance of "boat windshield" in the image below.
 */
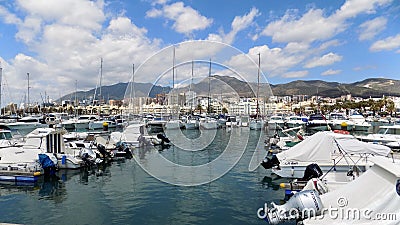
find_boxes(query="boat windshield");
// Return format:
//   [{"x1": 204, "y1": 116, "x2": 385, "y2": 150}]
[
  {"x1": 0, "y1": 131, "x2": 12, "y2": 140},
  {"x1": 378, "y1": 127, "x2": 400, "y2": 135}
]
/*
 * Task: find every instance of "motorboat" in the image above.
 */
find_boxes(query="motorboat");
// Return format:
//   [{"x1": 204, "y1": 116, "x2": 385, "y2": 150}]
[
  {"x1": 62, "y1": 115, "x2": 99, "y2": 130},
  {"x1": 261, "y1": 156, "x2": 400, "y2": 224},
  {"x1": 183, "y1": 116, "x2": 199, "y2": 130},
  {"x1": 328, "y1": 112, "x2": 355, "y2": 131},
  {"x1": 356, "y1": 125, "x2": 400, "y2": 146},
  {"x1": 250, "y1": 118, "x2": 264, "y2": 130},
  {"x1": 110, "y1": 122, "x2": 170, "y2": 148},
  {"x1": 348, "y1": 111, "x2": 371, "y2": 132},
  {"x1": 226, "y1": 116, "x2": 239, "y2": 127},
  {"x1": 165, "y1": 119, "x2": 184, "y2": 130},
  {"x1": 89, "y1": 118, "x2": 117, "y2": 130},
  {"x1": 146, "y1": 117, "x2": 167, "y2": 133},
  {"x1": 267, "y1": 115, "x2": 285, "y2": 130},
  {"x1": 261, "y1": 131, "x2": 391, "y2": 178},
  {"x1": 5, "y1": 115, "x2": 47, "y2": 132},
  {"x1": 240, "y1": 115, "x2": 250, "y2": 127},
  {"x1": 199, "y1": 117, "x2": 218, "y2": 130},
  {"x1": 285, "y1": 115, "x2": 307, "y2": 129},
  {"x1": 306, "y1": 114, "x2": 329, "y2": 133}
]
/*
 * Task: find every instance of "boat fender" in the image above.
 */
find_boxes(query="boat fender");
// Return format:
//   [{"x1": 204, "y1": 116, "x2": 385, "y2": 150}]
[
  {"x1": 333, "y1": 129, "x2": 350, "y2": 135},
  {"x1": 397, "y1": 179, "x2": 400, "y2": 196}
]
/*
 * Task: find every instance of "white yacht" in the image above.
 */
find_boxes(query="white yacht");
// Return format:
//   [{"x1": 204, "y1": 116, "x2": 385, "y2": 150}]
[
  {"x1": 62, "y1": 115, "x2": 99, "y2": 130},
  {"x1": 356, "y1": 125, "x2": 400, "y2": 145},
  {"x1": 183, "y1": 116, "x2": 199, "y2": 130},
  {"x1": 306, "y1": 114, "x2": 329, "y2": 132},
  {"x1": 5, "y1": 115, "x2": 47, "y2": 132},
  {"x1": 285, "y1": 115, "x2": 306, "y2": 129},
  {"x1": 267, "y1": 115, "x2": 285, "y2": 130},
  {"x1": 348, "y1": 111, "x2": 371, "y2": 132},
  {"x1": 250, "y1": 118, "x2": 264, "y2": 130},
  {"x1": 165, "y1": 119, "x2": 183, "y2": 130},
  {"x1": 199, "y1": 117, "x2": 218, "y2": 130},
  {"x1": 328, "y1": 112, "x2": 355, "y2": 131}
]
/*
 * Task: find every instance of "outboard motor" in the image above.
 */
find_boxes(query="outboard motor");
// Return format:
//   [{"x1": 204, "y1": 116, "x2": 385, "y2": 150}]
[
  {"x1": 261, "y1": 155, "x2": 280, "y2": 169},
  {"x1": 38, "y1": 154, "x2": 57, "y2": 176},
  {"x1": 157, "y1": 133, "x2": 170, "y2": 145},
  {"x1": 97, "y1": 144, "x2": 111, "y2": 159},
  {"x1": 260, "y1": 190, "x2": 323, "y2": 224},
  {"x1": 299, "y1": 163, "x2": 323, "y2": 181}
]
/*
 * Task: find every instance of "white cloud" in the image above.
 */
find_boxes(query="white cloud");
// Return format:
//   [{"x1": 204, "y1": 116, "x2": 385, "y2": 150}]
[
  {"x1": 260, "y1": 0, "x2": 392, "y2": 43},
  {"x1": 207, "y1": 7, "x2": 259, "y2": 44},
  {"x1": 359, "y1": 17, "x2": 387, "y2": 40},
  {"x1": 370, "y1": 34, "x2": 400, "y2": 51},
  {"x1": 146, "y1": 2, "x2": 212, "y2": 35},
  {"x1": 321, "y1": 69, "x2": 341, "y2": 76},
  {"x1": 282, "y1": 70, "x2": 309, "y2": 78},
  {"x1": 0, "y1": 1, "x2": 162, "y2": 103},
  {"x1": 304, "y1": 52, "x2": 343, "y2": 68}
]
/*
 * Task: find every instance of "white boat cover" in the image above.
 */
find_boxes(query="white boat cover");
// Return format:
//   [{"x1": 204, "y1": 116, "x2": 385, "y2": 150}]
[
  {"x1": 304, "y1": 156, "x2": 400, "y2": 224},
  {"x1": 276, "y1": 131, "x2": 391, "y2": 164}
]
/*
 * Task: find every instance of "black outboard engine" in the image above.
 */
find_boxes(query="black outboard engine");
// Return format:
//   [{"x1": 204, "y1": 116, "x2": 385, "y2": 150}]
[
  {"x1": 97, "y1": 144, "x2": 111, "y2": 159},
  {"x1": 81, "y1": 153, "x2": 93, "y2": 167},
  {"x1": 157, "y1": 133, "x2": 170, "y2": 145},
  {"x1": 261, "y1": 155, "x2": 280, "y2": 169},
  {"x1": 299, "y1": 163, "x2": 323, "y2": 181}
]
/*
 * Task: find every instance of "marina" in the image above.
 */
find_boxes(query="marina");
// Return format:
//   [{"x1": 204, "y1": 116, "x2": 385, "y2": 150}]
[{"x1": 0, "y1": 1, "x2": 400, "y2": 224}]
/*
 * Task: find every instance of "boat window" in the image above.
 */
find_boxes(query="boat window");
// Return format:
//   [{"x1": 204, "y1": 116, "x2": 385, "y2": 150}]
[
  {"x1": 377, "y1": 128, "x2": 387, "y2": 134},
  {"x1": 4, "y1": 132, "x2": 12, "y2": 140}
]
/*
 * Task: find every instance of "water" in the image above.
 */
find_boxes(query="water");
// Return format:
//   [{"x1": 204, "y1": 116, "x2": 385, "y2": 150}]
[{"x1": 0, "y1": 128, "x2": 290, "y2": 225}]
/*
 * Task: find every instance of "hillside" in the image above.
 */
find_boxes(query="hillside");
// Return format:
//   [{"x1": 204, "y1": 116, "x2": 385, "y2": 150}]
[{"x1": 60, "y1": 77, "x2": 400, "y2": 102}]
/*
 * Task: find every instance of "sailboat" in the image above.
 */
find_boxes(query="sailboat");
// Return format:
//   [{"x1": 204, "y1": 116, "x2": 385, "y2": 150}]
[
  {"x1": 165, "y1": 47, "x2": 183, "y2": 130},
  {"x1": 199, "y1": 59, "x2": 218, "y2": 130},
  {"x1": 184, "y1": 60, "x2": 199, "y2": 130},
  {"x1": 250, "y1": 53, "x2": 264, "y2": 130}
]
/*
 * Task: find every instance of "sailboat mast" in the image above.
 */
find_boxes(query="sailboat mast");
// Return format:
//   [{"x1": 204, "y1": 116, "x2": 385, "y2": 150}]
[
  {"x1": 27, "y1": 72, "x2": 30, "y2": 114},
  {"x1": 208, "y1": 59, "x2": 211, "y2": 114},
  {"x1": 0, "y1": 61, "x2": 2, "y2": 116},
  {"x1": 99, "y1": 57, "x2": 103, "y2": 105},
  {"x1": 130, "y1": 63, "x2": 135, "y2": 114},
  {"x1": 256, "y1": 53, "x2": 260, "y2": 119},
  {"x1": 190, "y1": 60, "x2": 194, "y2": 113}
]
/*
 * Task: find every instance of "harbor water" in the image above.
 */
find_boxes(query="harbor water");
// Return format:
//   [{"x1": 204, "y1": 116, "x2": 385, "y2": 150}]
[{"x1": 0, "y1": 128, "x2": 291, "y2": 225}]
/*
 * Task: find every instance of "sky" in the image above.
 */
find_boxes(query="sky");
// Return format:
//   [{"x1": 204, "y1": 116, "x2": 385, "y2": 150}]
[{"x1": 0, "y1": 0, "x2": 400, "y2": 104}]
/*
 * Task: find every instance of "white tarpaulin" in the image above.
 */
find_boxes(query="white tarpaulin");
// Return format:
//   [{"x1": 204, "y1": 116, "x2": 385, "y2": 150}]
[
  {"x1": 276, "y1": 131, "x2": 391, "y2": 164},
  {"x1": 304, "y1": 156, "x2": 400, "y2": 224}
]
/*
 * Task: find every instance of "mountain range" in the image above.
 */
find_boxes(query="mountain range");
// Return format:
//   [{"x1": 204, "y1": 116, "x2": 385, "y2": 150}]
[{"x1": 59, "y1": 76, "x2": 400, "y2": 102}]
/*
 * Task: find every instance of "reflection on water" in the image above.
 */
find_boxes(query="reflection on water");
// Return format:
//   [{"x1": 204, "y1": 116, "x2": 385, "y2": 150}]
[{"x1": 0, "y1": 128, "x2": 296, "y2": 225}]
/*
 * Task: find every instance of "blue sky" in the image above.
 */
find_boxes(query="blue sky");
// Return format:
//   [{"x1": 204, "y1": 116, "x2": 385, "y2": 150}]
[{"x1": 0, "y1": 0, "x2": 399, "y2": 104}]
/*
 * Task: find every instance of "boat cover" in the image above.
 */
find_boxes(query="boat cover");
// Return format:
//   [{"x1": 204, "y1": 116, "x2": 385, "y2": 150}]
[
  {"x1": 276, "y1": 131, "x2": 391, "y2": 164},
  {"x1": 304, "y1": 156, "x2": 400, "y2": 224}
]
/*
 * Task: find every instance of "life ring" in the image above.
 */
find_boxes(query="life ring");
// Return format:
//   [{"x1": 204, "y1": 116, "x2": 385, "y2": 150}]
[{"x1": 333, "y1": 129, "x2": 350, "y2": 135}]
